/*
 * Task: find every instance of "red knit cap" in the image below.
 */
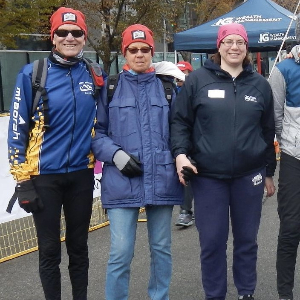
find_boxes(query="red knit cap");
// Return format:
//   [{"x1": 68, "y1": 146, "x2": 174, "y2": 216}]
[
  {"x1": 176, "y1": 61, "x2": 193, "y2": 72},
  {"x1": 50, "y1": 7, "x2": 87, "y2": 40},
  {"x1": 217, "y1": 23, "x2": 248, "y2": 48},
  {"x1": 122, "y1": 24, "x2": 154, "y2": 56}
]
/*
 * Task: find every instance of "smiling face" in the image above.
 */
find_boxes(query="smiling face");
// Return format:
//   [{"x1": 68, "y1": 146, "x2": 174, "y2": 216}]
[
  {"x1": 52, "y1": 24, "x2": 85, "y2": 57},
  {"x1": 218, "y1": 34, "x2": 247, "y2": 68},
  {"x1": 124, "y1": 42, "x2": 152, "y2": 73}
]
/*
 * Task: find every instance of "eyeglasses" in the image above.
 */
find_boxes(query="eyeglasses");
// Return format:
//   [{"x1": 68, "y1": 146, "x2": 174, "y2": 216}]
[
  {"x1": 54, "y1": 29, "x2": 84, "y2": 38},
  {"x1": 221, "y1": 40, "x2": 247, "y2": 47},
  {"x1": 126, "y1": 47, "x2": 152, "y2": 54}
]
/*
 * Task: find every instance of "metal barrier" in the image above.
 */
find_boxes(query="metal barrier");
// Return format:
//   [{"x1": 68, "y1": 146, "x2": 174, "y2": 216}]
[
  {"x1": 0, "y1": 196, "x2": 147, "y2": 263},
  {"x1": 0, "y1": 196, "x2": 108, "y2": 263},
  {"x1": 0, "y1": 50, "x2": 206, "y2": 112}
]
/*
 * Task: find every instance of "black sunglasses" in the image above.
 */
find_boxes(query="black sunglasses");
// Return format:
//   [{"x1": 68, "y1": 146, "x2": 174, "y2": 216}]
[
  {"x1": 54, "y1": 29, "x2": 84, "y2": 38},
  {"x1": 126, "y1": 47, "x2": 152, "y2": 54}
]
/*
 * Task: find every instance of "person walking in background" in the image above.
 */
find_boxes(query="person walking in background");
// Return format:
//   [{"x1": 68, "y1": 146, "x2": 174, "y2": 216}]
[
  {"x1": 170, "y1": 23, "x2": 276, "y2": 300},
  {"x1": 175, "y1": 60, "x2": 195, "y2": 227},
  {"x1": 268, "y1": 14, "x2": 300, "y2": 300},
  {"x1": 260, "y1": 57, "x2": 267, "y2": 77},
  {"x1": 92, "y1": 24, "x2": 183, "y2": 300},
  {"x1": 175, "y1": 61, "x2": 193, "y2": 93},
  {"x1": 7, "y1": 7, "x2": 105, "y2": 300}
]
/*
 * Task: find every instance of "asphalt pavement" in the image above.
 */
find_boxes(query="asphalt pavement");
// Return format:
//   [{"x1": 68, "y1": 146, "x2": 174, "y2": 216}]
[{"x1": 2, "y1": 162, "x2": 300, "y2": 300}]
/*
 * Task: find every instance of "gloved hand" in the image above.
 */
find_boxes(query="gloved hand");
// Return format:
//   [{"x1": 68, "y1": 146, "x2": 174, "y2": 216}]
[
  {"x1": 113, "y1": 150, "x2": 143, "y2": 178},
  {"x1": 181, "y1": 166, "x2": 196, "y2": 182},
  {"x1": 17, "y1": 180, "x2": 43, "y2": 213},
  {"x1": 180, "y1": 157, "x2": 197, "y2": 183}
]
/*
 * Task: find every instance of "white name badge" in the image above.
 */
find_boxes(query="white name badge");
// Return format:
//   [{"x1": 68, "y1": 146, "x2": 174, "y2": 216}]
[{"x1": 208, "y1": 90, "x2": 225, "y2": 98}]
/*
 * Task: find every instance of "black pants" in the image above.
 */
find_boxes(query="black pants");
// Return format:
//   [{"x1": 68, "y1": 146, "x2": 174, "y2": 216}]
[
  {"x1": 180, "y1": 184, "x2": 193, "y2": 212},
  {"x1": 32, "y1": 169, "x2": 94, "y2": 300},
  {"x1": 277, "y1": 153, "x2": 300, "y2": 299}
]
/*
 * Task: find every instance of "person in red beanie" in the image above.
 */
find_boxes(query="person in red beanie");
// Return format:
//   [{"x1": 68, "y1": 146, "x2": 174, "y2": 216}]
[
  {"x1": 175, "y1": 61, "x2": 193, "y2": 94},
  {"x1": 92, "y1": 24, "x2": 183, "y2": 300},
  {"x1": 170, "y1": 22, "x2": 276, "y2": 300},
  {"x1": 173, "y1": 60, "x2": 195, "y2": 227},
  {"x1": 7, "y1": 6, "x2": 105, "y2": 300}
]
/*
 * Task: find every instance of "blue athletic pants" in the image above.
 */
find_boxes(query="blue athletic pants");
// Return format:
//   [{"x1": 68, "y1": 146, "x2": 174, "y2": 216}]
[{"x1": 191, "y1": 169, "x2": 265, "y2": 299}]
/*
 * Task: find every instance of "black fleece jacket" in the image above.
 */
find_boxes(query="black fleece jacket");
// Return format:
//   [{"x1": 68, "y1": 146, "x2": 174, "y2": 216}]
[{"x1": 170, "y1": 59, "x2": 276, "y2": 178}]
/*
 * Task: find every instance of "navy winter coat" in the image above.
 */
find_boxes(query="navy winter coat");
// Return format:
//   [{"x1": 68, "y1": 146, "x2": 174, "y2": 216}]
[{"x1": 92, "y1": 69, "x2": 183, "y2": 208}]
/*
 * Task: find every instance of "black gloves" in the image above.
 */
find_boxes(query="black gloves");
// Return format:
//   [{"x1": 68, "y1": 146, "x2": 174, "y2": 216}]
[
  {"x1": 113, "y1": 150, "x2": 143, "y2": 178},
  {"x1": 181, "y1": 157, "x2": 197, "y2": 183},
  {"x1": 17, "y1": 180, "x2": 43, "y2": 213},
  {"x1": 181, "y1": 166, "x2": 196, "y2": 182},
  {"x1": 7, "y1": 179, "x2": 43, "y2": 213},
  {"x1": 121, "y1": 154, "x2": 143, "y2": 178}
]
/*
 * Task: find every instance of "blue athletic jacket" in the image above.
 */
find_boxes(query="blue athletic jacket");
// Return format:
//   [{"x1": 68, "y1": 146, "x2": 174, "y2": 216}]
[
  {"x1": 92, "y1": 69, "x2": 183, "y2": 208},
  {"x1": 8, "y1": 57, "x2": 105, "y2": 181}
]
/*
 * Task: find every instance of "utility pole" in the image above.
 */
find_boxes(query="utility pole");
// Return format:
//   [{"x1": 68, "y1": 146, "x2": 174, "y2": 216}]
[{"x1": 163, "y1": 19, "x2": 167, "y2": 61}]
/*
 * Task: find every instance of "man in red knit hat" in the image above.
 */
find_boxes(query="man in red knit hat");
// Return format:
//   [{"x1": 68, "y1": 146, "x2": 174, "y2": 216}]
[{"x1": 7, "y1": 6, "x2": 105, "y2": 300}]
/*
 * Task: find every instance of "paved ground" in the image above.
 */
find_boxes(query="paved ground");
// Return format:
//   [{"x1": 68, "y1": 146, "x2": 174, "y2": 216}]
[{"x1": 1, "y1": 163, "x2": 300, "y2": 300}]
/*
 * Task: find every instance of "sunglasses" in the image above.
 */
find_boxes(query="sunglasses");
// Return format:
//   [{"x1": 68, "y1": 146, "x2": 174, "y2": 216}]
[
  {"x1": 54, "y1": 29, "x2": 84, "y2": 38},
  {"x1": 126, "y1": 47, "x2": 152, "y2": 54}
]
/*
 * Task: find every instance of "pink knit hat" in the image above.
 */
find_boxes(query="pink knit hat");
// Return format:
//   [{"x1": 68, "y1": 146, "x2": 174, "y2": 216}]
[{"x1": 217, "y1": 23, "x2": 248, "y2": 48}]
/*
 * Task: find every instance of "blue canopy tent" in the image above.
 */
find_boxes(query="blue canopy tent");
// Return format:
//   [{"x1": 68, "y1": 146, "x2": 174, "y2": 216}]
[{"x1": 174, "y1": 0, "x2": 297, "y2": 53}]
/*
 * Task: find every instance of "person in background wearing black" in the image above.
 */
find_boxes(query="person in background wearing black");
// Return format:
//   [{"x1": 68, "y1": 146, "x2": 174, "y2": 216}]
[
  {"x1": 269, "y1": 14, "x2": 300, "y2": 300},
  {"x1": 175, "y1": 60, "x2": 195, "y2": 227},
  {"x1": 260, "y1": 57, "x2": 267, "y2": 77}
]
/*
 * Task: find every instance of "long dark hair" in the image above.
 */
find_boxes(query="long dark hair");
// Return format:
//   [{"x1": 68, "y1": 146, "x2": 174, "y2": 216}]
[{"x1": 213, "y1": 52, "x2": 252, "y2": 67}]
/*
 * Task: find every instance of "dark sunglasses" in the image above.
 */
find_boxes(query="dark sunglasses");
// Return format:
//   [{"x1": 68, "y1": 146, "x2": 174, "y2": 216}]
[
  {"x1": 54, "y1": 29, "x2": 84, "y2": 38},
  {"x1": 126, "y1": 47, "x2": 152, "y2": 54}
]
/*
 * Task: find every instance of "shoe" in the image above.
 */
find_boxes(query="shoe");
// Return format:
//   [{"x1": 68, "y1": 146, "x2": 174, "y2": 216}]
[
  {"x1": 175, "y1": 210, "x2": 193, "y2": 227},
  {"x1": 238, "y1": 296, "x2": 254, "y2": 300}
]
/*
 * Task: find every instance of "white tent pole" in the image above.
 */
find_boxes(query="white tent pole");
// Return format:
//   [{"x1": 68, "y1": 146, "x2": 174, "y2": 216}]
[{"x1": 269, "y1": 0, "x2": 300, "y2": 78}]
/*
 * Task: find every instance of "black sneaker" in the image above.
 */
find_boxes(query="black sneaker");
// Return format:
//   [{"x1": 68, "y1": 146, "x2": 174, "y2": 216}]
[
  {"x1": 238, "y1": 295, "x2": 254, "y2": 300},
  {"x1": 175, "y1": 210, "x2": 193, "y2": 227}
]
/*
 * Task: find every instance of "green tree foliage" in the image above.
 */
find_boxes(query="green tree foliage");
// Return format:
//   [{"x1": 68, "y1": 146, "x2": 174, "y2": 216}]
[
  {"x1": 63, "y1": 0, "x2": 178, "y2": 73},
  {"x1": 0, "y1": 0, "x2": 299, "y2": 72},
  {"x1": 275, "y1": 0, "x2": 299, "y2": 12},
  {"x1": 0, "y1": 0, "x2": 64, "y2": 49}
]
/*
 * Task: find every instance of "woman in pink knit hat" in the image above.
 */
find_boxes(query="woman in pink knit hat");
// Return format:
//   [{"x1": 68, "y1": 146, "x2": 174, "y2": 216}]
[{"x1": 170, "y1": 23, "x2": 276, "y2": 300}]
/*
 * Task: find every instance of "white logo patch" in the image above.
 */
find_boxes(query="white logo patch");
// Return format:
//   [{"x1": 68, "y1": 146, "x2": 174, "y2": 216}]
[
  {"x1": 252, "y1": 173, "x2": 263, "y2": 186},
  {"x1": 245, "y1": 95, "x2": 257, "y2": 102},
  {"x1": 79, "y1": 82, "x2": 93, "y2": 94},
  {"x1": 62, "y1": 13, "x2": 77, "y2": 23},
  {"x1": 132, "y1": 30, "x2": 146, "y2": 40}
]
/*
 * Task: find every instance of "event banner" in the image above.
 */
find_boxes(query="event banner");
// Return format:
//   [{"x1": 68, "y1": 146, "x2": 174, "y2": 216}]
[{"x1": 0, "y1": 116, "x2": 28, "y2": 223}]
